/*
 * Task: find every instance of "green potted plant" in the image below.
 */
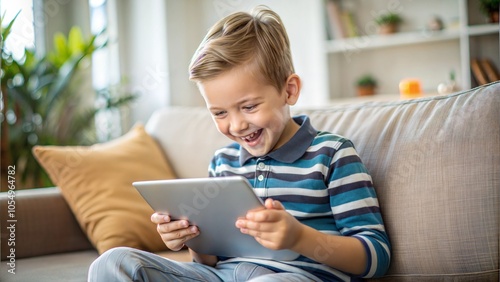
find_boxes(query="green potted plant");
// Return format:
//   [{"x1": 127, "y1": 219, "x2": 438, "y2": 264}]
[
  {"x1": 356, "y1": 74, "x2": 377, "y2": 96},
  {"x1": 375, "y1": 12, "x2": 403, "y2": 34},
  {"x1": 480, "y1": 0, "x2": 499, "y2": 23},
  {"x1": 1, "y1": 13, "x2": 136, "y2": 189}
]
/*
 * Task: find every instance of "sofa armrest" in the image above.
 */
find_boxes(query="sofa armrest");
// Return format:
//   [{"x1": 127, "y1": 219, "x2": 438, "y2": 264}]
[{"x1": 1, "y1": 187, "x2": 94, "y2": 260}]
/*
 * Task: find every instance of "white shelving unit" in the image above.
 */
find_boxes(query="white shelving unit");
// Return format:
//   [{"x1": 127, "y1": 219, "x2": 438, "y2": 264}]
[
  {"x1": 467, "y1": 23, "x2": 500, "y2": 36},
  {"x1": 323, "y1": 0, "x2": 500, "y2": 100},
  {"x1": 325, "y1": 29, "x2": 462, "y2": 53}
]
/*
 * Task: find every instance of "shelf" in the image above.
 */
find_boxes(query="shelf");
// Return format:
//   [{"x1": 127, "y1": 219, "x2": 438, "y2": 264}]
[
  {"x1": 322, "y1": 0, "x2": 499, "y2": 100},
  {"x1": 325, "y1": 29, "x2": 461, "y2": 54},
  {"x1": 467, "y1": 23, "x2": 500, "y2": 36}
]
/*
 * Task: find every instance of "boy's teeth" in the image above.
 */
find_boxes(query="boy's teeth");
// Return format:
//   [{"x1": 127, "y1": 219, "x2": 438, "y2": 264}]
[{"x1": 242, "y1": 130, "x2": 258, "y2": 141}]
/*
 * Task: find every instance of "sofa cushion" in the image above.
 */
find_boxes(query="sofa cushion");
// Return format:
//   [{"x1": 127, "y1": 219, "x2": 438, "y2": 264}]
[
  {"x1": 146, "y1": 107, "x2": 230, "y2": 178},
  {"x1": 0, "y1": 187, "x2": 93, "y2": 260},
  {"x1": 296, "y1": 82, "x2": 500, "y2": 279},
  {"x1": 0, "y1": 249, "x2": 192, "y2": 282},
  {"x1": 32, "y1": 124, "x2": 175, "y2": 254},
  {"x1": 0, "y1": 250, "x2": 98, "y2": 282}
]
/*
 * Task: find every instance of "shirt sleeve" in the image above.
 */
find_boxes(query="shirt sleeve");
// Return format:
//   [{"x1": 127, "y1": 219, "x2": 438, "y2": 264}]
[{"x1": 328, "y1": 139, "x2": 391, "y2": 278}]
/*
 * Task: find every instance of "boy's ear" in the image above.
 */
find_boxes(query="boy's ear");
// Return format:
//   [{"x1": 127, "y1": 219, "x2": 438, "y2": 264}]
[{"x1": 284, "y1": 74, "x2": 301, "y2": 106}]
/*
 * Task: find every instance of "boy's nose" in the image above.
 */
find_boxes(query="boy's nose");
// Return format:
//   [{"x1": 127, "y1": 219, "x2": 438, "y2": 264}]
[{"x1": 229, "y1": 114, "x2": 248, "y2": 134}]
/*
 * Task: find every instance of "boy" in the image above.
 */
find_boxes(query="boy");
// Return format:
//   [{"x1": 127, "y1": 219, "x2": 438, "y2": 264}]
[{"x1": 89, "y1": 6, "x2": 390, "y2": 282}]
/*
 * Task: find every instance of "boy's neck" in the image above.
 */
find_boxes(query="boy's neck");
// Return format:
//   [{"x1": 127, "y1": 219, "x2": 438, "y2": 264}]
[{"x1": 271, "y1": 117, "x2": 300, "y2": 152}]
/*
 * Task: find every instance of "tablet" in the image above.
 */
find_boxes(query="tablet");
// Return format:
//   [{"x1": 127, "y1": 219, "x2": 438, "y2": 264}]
[{"x1": 133, "y1": 176, "x2": 299, "y2": 261}]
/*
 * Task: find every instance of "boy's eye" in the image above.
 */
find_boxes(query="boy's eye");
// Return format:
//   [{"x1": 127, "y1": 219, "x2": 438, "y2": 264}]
[
  {"x1": 213, "y1": 111, "x2": 226, "y2": 117},
  {"x1": 243, "y1": 105, "x2": 257, "y2": 111}
]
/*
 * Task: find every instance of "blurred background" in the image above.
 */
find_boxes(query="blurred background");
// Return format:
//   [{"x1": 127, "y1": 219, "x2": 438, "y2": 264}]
[{"x1": 1, "y1": 0, "x2": 499, "y2": 189}]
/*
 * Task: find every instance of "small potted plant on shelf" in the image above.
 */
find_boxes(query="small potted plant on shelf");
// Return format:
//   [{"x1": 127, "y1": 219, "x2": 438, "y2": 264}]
[
  {"x1": 356, "y1": 75, "x2": 377, "y2": 96},
  {"x1": 480, "y1": 0, "x2": 499, "y2": 23},
  {"x1": 375, "y1": 12, "x2": 403, "y2": 34}
]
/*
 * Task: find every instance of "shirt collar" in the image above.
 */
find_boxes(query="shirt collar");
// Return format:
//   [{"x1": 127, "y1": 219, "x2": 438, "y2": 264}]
[{"x1": 239, "y1": 115, "x2": 317, "y2": 165}]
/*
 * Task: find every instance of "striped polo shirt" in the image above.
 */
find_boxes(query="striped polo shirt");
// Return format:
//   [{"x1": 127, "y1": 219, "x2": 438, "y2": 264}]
[{"x1": 209, "y1": 115, "x2": 391, "y2": 281}]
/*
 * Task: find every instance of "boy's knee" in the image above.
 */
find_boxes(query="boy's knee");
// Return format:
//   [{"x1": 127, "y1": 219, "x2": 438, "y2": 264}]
[
  {"x1": 96, "y1": 246, "x2": 136, "y2": 263},
  {"x1": 88, "y1": 247, "x2": 138, "y2": 280}
]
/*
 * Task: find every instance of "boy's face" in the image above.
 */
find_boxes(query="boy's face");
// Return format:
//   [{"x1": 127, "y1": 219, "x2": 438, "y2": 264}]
[{"x1": 198, "y1": 66, "x2": 300, "y2": 157}]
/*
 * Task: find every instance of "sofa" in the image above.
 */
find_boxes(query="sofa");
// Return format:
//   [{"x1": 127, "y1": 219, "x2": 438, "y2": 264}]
[{"x1": 1, "y1": 81, "x2": 499, "y2": 281}]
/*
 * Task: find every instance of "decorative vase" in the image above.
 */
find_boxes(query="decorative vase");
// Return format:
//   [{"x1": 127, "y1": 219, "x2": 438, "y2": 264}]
[
  {"x1": 490, "y1": 11, "x2": 499, "y2": 23},
  {"x1": 357, "y1": 86, "x2": 376, "y2": 96},
  {"x1": 379, "y1": 23, "x2": 397, "y2": 34}
]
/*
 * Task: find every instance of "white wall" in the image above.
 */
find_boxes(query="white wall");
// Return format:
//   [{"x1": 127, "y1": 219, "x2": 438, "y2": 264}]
[
  {"x1": 164, "y1": 0, "x2": 206, "y2": 107},
  {"x1": 115, "y1": 0, "x2": 170, "y2": 124}
]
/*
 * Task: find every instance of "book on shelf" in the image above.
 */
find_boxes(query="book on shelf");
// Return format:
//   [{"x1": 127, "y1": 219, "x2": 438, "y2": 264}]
[
  {"x1": 471, "y1": 59, "x2": 489, "y2": 85},
  {"x1": 325, "y1": 0, "x2": 345, "y2": 40},
  {"x1": 480, "y1": 59, "x2": 500, "y2": 82},
  {"x1": 341, "y1": 10, "x2": 358, "y2": 38},
  {"x1": 325, "y1": 0, "x2": 358, "y2": 40},
  {"x1": 471, "y1": 58, "x2": 500, "y2": 85}
]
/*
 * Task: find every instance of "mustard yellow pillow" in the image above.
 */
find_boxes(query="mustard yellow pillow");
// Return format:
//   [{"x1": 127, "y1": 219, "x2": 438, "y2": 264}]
[{"x1": 32, "y1": 124, "x2": 175, "y2": 254}]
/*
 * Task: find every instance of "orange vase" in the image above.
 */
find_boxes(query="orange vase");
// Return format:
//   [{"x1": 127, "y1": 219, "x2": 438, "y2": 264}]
[{"x1": 399, "y1": 78, "x2": 422, "y2": 99}]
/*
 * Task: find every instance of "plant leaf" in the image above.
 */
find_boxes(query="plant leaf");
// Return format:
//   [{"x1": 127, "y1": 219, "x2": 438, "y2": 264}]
[
  {"x1": 68, "y1": 26, "x2": 85, "y2": 54},
  {"x1": 52, "y1": 32, "x2": 69, "y2": 66},
  {"x1": 1, "y1": 10, "x2": 21, "y2": 41},
  {"x1": 43, "y1": 53, "x2": 86, "y2": 114},
  {"x1": 6, "y1": 86, "x2": 34, "y2": 117}
]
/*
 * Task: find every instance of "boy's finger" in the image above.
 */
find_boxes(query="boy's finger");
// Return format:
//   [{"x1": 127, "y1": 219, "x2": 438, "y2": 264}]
[
  {"x1": 242, "y1": 220, "x2": 275, "y2": 232},
  {"x1": 264, "y1": 198, "x2": 274, "y2": 209},
  {"x1": 161, "y1": 226, "x2": 199, "y2": 250},
  {"x1": 151, "y1": 213, "x2": 170, "y2": 224},
  {"x1": 157, "y1": 220, "x2": 191, "y2": 233},
  {"x1": 272, "y1": 199, "x2": 284, "y2": 210},
  {"x1": 264, "y1": 198, "x2": 285, "y2": 210}
]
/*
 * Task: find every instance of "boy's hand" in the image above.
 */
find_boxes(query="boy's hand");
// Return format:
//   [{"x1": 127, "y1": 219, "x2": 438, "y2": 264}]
[
  {"x1": 235, "y1": 199, "x2": 304, "y2": 251},
  {"x1": 151, "y1": 212, "x2": 200, "y2": 251}
]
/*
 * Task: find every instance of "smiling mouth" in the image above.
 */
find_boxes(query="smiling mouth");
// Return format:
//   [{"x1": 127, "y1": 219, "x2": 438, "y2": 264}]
[{"x1": 240, "y1": 129, "x2": 262, "y2": 143}]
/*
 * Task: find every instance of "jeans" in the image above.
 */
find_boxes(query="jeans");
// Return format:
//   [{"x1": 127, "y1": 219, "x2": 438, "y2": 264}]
[{"x1": 88, "y1": 247, "x2": 313, "y2": 282}]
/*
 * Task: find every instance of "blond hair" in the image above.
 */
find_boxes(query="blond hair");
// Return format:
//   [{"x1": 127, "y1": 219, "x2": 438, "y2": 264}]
[{"x1": 189, "y1": 6, "x2": 294, "y2": 92}]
